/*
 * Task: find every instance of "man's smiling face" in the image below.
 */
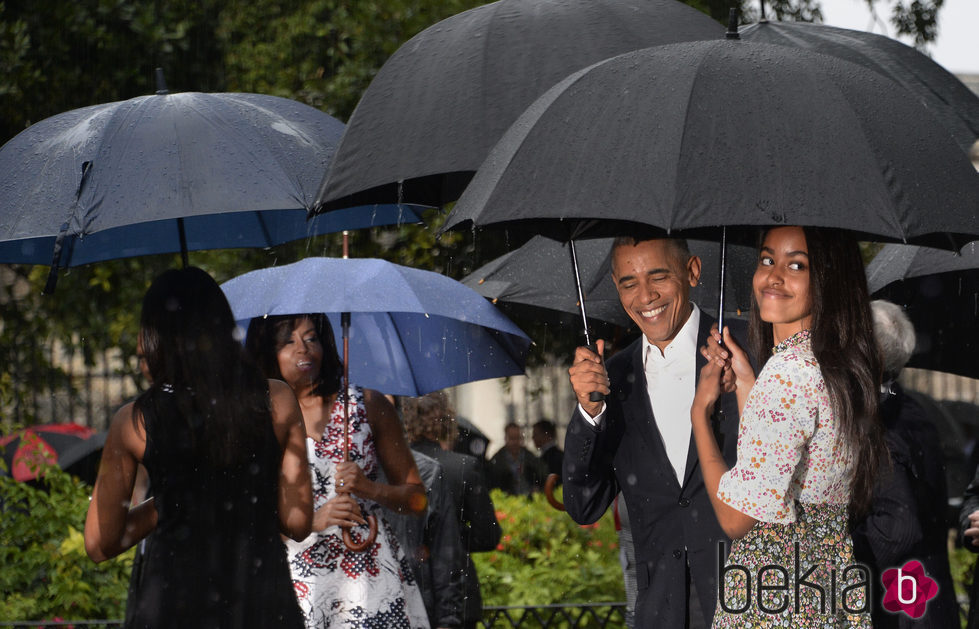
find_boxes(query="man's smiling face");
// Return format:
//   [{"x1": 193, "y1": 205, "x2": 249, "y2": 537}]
[{"x1": 611, "y1": 239, "x2": 701, "y2": 354}]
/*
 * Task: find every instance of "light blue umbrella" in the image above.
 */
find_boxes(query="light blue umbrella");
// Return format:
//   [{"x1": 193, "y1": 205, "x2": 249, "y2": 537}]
[{"x1": 221, "y1": 257, "x2": 531, "y2": 396}]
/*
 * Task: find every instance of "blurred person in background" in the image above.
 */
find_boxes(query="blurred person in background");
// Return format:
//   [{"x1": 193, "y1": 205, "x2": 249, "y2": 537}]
[
  {"x1": 532, "y1": 419, "x2": 563, "y2": 480},
  {"x1": 382, "y1": 394, "x2": 466, "y2": 629},
  {"x1": 854, "y1": 299, "x2": 957, "y2": 628},
  {"x1": 488, "y1": 422, "x2": 546, "y2": 496},
  {"x1": 403, "y1": 392, "x2": 501, "y2": 629}
]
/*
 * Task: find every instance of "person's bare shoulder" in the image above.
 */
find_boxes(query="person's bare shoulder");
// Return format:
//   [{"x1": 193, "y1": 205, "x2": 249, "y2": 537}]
[{"x1": 108, "y1": 401, "x2": 146, "y2": 460}]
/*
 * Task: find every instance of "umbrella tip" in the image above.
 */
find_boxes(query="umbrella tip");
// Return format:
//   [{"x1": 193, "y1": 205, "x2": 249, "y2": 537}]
[
  {"x1": 155, "y1": 67, "x2": 169, "y2": 95},
  {"x1": 726, "y1": 8, "x2": 741, "y2": 39}
]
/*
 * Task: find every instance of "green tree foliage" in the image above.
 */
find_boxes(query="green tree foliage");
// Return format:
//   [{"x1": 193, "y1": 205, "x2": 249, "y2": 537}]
[{"x1": 0, "y1": 464, "x2": 133, "y2": 621}]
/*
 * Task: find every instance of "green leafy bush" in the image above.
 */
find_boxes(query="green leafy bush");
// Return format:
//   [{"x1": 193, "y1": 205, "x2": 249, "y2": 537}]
[
  {"x1": 474, "y1": 489, "x2": 625, "y2": 608},
  {"x1": 0, "y1": 464, "x2": 133, "y2": 622}
]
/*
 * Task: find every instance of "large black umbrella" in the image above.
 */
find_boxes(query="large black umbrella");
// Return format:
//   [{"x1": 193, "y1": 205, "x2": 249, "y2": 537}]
[
  {"x1": 461, "y1": 235, "x2": 756, "y2": 328},
  {"x1": 739, "y1": 20, "x2": 979, "y2": 154},
  {"x1": 442, "y1": 39, "x2": 979, "y2": 249},
  {"x1": 866, "y1": 241, "x2": 979, "y2": 379},
  {"x1": 0, "y1": 80, "x2": 422, "y2": 291},
  {"x1": 314, "y1": 0, "x2": 724, "y2": 211}
]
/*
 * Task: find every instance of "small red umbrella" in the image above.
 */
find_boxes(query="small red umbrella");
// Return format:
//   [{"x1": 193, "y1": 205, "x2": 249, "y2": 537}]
[{"x1": 0, "y1": 423, "x2": 96, "y2": 481}]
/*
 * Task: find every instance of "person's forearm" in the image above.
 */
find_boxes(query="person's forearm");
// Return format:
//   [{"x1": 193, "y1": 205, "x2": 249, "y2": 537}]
[
  {"x1": 360, "y1": 479, "x2": 427, "y2": 515},
  {"x1": 691, "y1": 404, "x2": 755, "y2": 539},
  {"x1": 88, "y1": 498, "x2": 158, "y2": 563}
]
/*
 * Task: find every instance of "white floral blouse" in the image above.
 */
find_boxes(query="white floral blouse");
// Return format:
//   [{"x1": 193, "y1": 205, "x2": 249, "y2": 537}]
[{"x1": 717, "y1": 330, "x2": 855, "y2": 523}]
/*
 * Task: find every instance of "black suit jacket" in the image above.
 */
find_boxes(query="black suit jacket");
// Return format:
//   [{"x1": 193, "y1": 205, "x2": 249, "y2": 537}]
[
  {"x1": 856, "y1": 384, "x2": 958, "y2": 629},
  {"x1": 412, "y1": 439, "x2": 501, "y2": 626},
  {"x1": 563, "y1": 312, "x2": 743, "y2": 628}
]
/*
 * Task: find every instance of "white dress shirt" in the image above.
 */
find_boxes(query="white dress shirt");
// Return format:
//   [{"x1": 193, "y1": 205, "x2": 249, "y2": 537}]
[{"x1": 580, "y1": 304, "x2": 701, "y2": 484}]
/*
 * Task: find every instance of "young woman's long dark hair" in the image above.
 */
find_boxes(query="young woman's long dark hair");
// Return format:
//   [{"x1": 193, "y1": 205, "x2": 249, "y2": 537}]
[
  {"x1": 748, "y1": 227, "x2": 884, "y2": 516},
  {"x1": 134, "y1": 267, "x2": 269, "y2": 467},
  {"x1": 244, "y1": 313, "x2": 343, "y2": 397}
]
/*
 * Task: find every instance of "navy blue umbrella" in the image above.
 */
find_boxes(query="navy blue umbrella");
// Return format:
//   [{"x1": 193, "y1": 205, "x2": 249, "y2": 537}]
[
  {"x1": 220, "y1": 257, "x2": 531, "y2": 396},
  {"x1": 0, "y1": 81, "x2": 422, "y2": 290}
]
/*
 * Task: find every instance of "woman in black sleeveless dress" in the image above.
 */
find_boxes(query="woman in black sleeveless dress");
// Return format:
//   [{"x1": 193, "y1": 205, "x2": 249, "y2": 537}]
[{"x1": 84, "y1": 267, "x2": 313, "y2": 628}]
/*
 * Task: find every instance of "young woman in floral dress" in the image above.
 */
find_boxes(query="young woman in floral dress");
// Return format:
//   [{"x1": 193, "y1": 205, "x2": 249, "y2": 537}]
[{"x1": 691, "y1": 226, "x2": 885, "y2": 628}]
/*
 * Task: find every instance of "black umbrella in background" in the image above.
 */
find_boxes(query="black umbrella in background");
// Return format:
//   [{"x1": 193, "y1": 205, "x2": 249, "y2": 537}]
[
  {"x1": 314, "y1": 0, "x2": 724, "y2": 212},
  {"x1": 462, "y1": 236, "x2": 756, "y2": 328},
  {"x1": 867, "y1": 241, "x2": 979, "y2": 380},
  {"x1": 739, "y1": 20, "x2": 979, "y2": 154}
]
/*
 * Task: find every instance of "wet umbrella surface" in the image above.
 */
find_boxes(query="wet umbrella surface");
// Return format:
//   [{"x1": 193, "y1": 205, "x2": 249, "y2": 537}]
[
  {"x1": 442, "y1": 39, "x2": 979, "y2": 248},
  {"x1": 0, "y1": 90, "x2": 422, "y2": 289},
  {"x1": 314, "y1": 0, "x2": 724, "y2": 211},
  {"x1": 739, "y1": 20, "x2": 979, "y2": 153},
  {"x1": 221, "y1": 257, "x2": 531, "y2": 396}
]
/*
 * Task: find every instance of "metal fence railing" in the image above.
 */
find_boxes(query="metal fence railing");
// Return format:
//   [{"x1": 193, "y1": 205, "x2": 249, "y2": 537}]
[{"x1": 480, "y1": 603, "x2": 628, "y2": 628}]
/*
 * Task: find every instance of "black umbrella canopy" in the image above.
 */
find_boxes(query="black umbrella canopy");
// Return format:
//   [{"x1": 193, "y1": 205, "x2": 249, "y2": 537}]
[
  {"x1": 739, "y1": 20, "x2": 979, "y2": 154},
  {"x1": 867, "y1": 241, "x2": 979, "y2": 380},
  {"x1": 867, "y1": 240, "x2": 979, "y2": 292},
  {"x1": 442, "y1": 39, "x2": 979, "y2": 249},
  {"x1": 462, "y1": 235, "x2": 756, "y2": 327},
  {"x1": 314, "y1": 0, "x2": 724, "y2": 211}
]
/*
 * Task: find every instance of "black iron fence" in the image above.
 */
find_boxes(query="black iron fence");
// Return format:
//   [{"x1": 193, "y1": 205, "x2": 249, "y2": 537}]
[
  {"x1": 3, "y1": 343, "x2": 139, "y2": 433},
  {"x1": 481, "y1": 603, "x2": 628, "y2": 628}
]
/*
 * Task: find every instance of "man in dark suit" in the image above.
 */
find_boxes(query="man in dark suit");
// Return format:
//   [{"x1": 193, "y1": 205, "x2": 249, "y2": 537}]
[
  {"x1": 564, "y1": 235, "x2": 743, "y2": 628},
  {"x1": 488, "y1": 422, "x2": 547, "y2": 496}
]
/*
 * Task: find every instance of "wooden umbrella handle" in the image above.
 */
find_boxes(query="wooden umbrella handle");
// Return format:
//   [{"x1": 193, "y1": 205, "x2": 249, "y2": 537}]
[
  {"x1": 544, "y1": 473, "x2": 565, "y2": 511},
  {"x1": 343, "y1": 515, "x2": 378, "y2": 552},
  {"x1": 339, "y1": 311, "x2": 378, "y2": 552}
]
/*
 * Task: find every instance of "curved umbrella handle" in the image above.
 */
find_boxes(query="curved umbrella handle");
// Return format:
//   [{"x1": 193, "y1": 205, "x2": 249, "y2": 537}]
[
  {"x1": 544, "y1": 473, "x2": 565, "y2": 512},
  {"x1": 343, "y1": 514, "x2": 378, "y2": 552}
]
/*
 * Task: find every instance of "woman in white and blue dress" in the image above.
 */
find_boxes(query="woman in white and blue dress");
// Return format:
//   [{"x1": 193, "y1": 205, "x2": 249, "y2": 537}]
[
  {"x1": 691, "y1": 226, "x2": 886, "y2": 628},
  {"x1": 247, "y1": 313, "x2": 430, "y2": 628}
]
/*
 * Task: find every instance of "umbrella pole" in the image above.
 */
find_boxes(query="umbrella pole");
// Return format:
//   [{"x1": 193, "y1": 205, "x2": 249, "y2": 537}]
[
  {"x1": 568, "y1": 239, "x2": 604, "y2": 403},
  {"x1": 340, "y1": 311, "x2": 377, "y2": 552},
  {"x1": 717, "y1": 226, "x2": 727, "y2": 339},
  {"x1": 177, "y1": 217, "x2": 189, "y2": 268},
  {"x1": 568, "y1": 238, "x2": 593, "y2": 347}
]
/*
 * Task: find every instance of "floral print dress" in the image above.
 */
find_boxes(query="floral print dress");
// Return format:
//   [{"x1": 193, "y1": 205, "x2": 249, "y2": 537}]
[
  {"x1": 285, "y1": 385, "x2": 429, "y2": 628},
  {"x1": 712, "y1": 330, "x2": 872, "y2": 628}
]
